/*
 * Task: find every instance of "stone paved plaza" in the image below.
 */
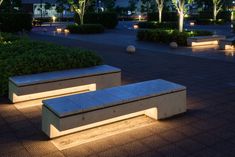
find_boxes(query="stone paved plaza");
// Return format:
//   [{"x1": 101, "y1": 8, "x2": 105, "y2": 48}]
[{"x1": 0, "y1": 27, "x2": 235, "y2": 157}]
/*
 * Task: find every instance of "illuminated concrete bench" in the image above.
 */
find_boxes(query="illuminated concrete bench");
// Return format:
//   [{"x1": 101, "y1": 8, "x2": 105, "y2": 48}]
[
  {"x1": 219, "y1": 38, "x2": 235, "y2": 50},
  {"x1": 187, "y1": 35, "x2": 226, "y2": 47},
  {"x1": 9, "y1": 65, "x2": 121, "y2": 108},
  {"x1": 42, "y1": 79, "x2": 186, "y2": 138}
]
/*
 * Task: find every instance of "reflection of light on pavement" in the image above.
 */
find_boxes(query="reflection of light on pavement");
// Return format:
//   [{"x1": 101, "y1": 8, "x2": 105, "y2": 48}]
[
  {"x1": 225, "y1": 51, "x2": 235, "y2": 56},
  {"x1": 52, "y1": 115, "x2": 155, "y2": 150}
]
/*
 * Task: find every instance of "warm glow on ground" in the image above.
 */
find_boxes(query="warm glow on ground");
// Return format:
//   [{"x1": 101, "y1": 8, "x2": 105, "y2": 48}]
[
  {"x1": 45, "y1": 107, "x2": 158, "y2": 139},
  {"x1": 52, "y1": 115, "x2": 156, "y2": 150}
]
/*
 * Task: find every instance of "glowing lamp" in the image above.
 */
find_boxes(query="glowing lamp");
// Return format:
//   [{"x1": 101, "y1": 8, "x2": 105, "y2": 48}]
[
  {"x1": 52, "y1": 16, "x2": 56, "y2": 23},
  {"x1": 190, "y1": 22, "x2": 195, "y2": 26},
  {"x1": 225, "y1": 45, "x2": 235, "y2": 50},
  {"x1": 64, "y1": 29, "x2": 70, "y2": 34},
  {"x1": 56, "y1": 28, "x2": 63, "y2": 33},
  {"x1": 138, "y1": 15, "x2": 141, "y2": 21},
  {"x1": 133, "y1": 24, "x2": 139, "y2": 29}
]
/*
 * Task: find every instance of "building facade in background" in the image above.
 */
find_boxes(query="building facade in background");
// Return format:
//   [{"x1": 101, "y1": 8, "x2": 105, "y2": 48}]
[{"x1": 22, "y1": 0, "x2": 72, "y2": 18}]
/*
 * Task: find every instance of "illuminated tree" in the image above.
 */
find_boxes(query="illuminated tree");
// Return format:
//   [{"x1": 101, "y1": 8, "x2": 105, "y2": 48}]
[
  {"x1": 212, "y1": 0, "x2": 223, "y2": 21},
  {"x1": 68, "y1": 0, "x2": 87, "y2": 25},
  {"x1": 172, "y1": 0, "x2": 192, "y2": 32},
  {"x1": 156, "y1": 0, "x2": 164, "y2": 23},
  {"x1": 0, "y1": 0, "x2": 3, "y2": 6}
]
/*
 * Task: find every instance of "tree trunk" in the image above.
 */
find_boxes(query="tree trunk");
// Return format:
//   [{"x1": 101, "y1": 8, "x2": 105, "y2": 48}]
[
  {"x1": 213, "y1": 3, "x2": 217, "y2": 21},
  {"x1": 80, "y1": 14, "x2": 84, "y2": 25},
  {"x1": 159, "y1": 9, "x2": 162, "y2": 23},
  {"x1": 179, "y1": 11, "x2": 184, "y2": 32}
]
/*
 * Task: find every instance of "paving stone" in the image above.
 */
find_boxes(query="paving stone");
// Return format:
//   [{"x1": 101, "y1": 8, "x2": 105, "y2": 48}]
[
  {"x1": 97, "y1": 147, "x2": 128, "y2": 157},
  {"x1": 210, "y1": 141, "x2": 235, "y2": 157},
  {"x1": 145, "y1": 123, "x2": 171, "y2": 134},
  {"x1": 128, "y1": 126, "x2": 154, "y2": 140},
  {"x1": 0, "y1": 123, "x2": 12, "y2": 134},
  {"x1": 43, "y1": 151, "x2": 65, "y2": 157},
  {"x1": 157, "y1": 144, "x2": 188, "y2": 157},
  {"x1": 0, "y1": 141, "x2": 25, "y2": 154},
  {"x1": 159, "y1": 130, "x2": 186, "y2": 143},
  {"x1": 3, "y1": 114, "x2": 27, "y2": 124},
  {"x1": 119, "y1": 141, "x2": 150, "y2": 156},
  {"x1": 0, "y1": 107, "x2": 21, "y2": 118},
  {"x1": 176, "y1": 125, "x2": 203, "y2": 137},
  {"x1": 0, "y1": 132, "x2": 18, "y2": 144},
  {"x1": 190, "y1": 121, "x2": 216, "y2": 131},
  {"x1": 190, "y1": 148, "x2": 224, "y2": 157},
  {"x1": 108, "y1": 133, "x2": 136, "y2": 146},
  {"x1": 22, "y1": 134, "x2": 58, "y2": 156},
  {"x1": 0, "y1": 148, "x2": 31, "y2": 157},
  {"x1": 137, "y1": 151, "x2": 165, "y2": 157},
  {"x1": 175, "y1": 139, "x2": 205, "y2": 154},
  {"x1": 9, "y1": 119, "x2": 33, "y2": 131},
  {"x1": 15, "y1": 126, "x2": 41, "y2": 139},
  {"x1": 84, "y1": 138, "x2": 116, "y2": 153},
  {"x1": 62, "y1": 144, "x2": 95, "y2": 157},
  {"x1": 211, "y1": 125, "x2": 235, "y2": 140},
  {"x1": 140, "y1": 135, "x2": 170, "y2": 150},
  {"x1": 191, "y1": 132, "x2": 223, "y2": 146}
]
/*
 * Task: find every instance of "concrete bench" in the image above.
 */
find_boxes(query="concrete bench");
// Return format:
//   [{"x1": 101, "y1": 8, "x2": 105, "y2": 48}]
[
  {"x1": 219, "y1": 37, "x2": 235, "y2": 50},
  {"x1": 187, "y1": 35, "x2": 226, "y2": 47},
  {"x1": 42, "y1": 79, "x2": 186, "y2": 138},
  {"x1": 9, "y1": 65, "x2": 121, "y2": 108}
]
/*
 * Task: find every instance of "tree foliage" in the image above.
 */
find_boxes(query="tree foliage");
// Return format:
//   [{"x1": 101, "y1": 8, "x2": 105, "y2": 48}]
[
  {"x1": 0, "y1": 0, "x2": 21, "y2": 12},
  {"x1": 102, "y1": 0, "x2": 115, "y2": 11},
  {"x1": 141, "y1": 0, "x2": 156, "y2": 13},
  {"x1": 128, "y1": 0, "x2": 137, "y2": 12}
]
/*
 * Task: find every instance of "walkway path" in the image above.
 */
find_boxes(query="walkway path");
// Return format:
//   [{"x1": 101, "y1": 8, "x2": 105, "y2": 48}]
[{"x1": 32, "y1": 22, "x2": 235, "y2": 63}]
